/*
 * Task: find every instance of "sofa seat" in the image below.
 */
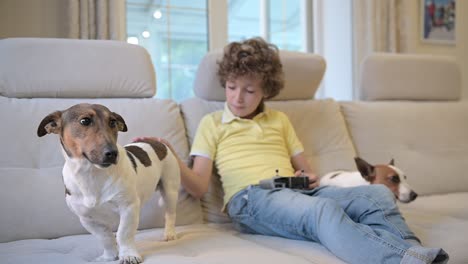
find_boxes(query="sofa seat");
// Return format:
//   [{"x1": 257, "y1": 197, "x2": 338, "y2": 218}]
[
  {"x1": 0, "y1": 223, "x2": 347, "y2": 264},
  {"x1": 399, "y1": 193, "x2": 468, "y2": 264},
  {"x1": 2, "y1": 194, "x2": 468, "y2": 264},
  {"x1": 2, "y1": 193, "x2": 468, "y2": 264}
]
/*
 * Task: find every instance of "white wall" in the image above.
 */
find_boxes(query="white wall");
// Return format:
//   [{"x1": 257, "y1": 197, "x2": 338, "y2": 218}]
[
  {"x1": 313, "y1": 0, "x2": 353, "y2": 100},
  {"x1": 0, "y1": 0, "x2": 67, "y2": 39},
  {"x1": 314, "y1": 0, "x2": 466, "y2": 101},
  {"x1": 404, "y1": 0, "x2": 467, "y2": 100}
]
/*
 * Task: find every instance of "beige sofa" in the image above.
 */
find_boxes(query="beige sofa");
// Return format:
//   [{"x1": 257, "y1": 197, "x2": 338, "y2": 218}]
[{"x1": 0, "y1": 38, "x2": 467, "y2": 264}]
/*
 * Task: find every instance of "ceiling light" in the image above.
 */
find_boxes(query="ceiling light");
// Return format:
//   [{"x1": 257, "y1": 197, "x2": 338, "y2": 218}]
[
  {"x1": 153, "y1": 10, "x2": 162, "y2": 19},
  {"x1": 127, "y1": 36, "x2": 139, "y2": 45},
  {"x1": 142, "y1": 31, "x2": 150, "y2": 38}
]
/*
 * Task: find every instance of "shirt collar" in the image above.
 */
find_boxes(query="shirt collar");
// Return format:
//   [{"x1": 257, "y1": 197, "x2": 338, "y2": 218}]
[{"x1": 221, "y1": 102, "x2": 269, "y2": 124}]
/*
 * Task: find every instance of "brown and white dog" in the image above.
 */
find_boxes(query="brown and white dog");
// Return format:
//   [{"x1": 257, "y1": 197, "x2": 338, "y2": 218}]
[
  {"x1": 37, "y1": 103, "x2": 180, "y2": 264},
  {"x1": 320, "y1": 157, "x2": 417, "y2": 203}
]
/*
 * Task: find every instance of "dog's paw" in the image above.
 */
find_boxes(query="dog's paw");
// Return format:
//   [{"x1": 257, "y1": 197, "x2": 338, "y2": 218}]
[
  {"x1": 92, "y1": 252, "x2": 118, "y2": 262},
  {"x1": 119, "y1": 248, "x2": 142, "y2": 264},
  {"x1": 164, "y1": 230, "x2": 177, "y2": 241},
  {"x1": 119, "y1": 255, "x2": 143, "y2": 264}
]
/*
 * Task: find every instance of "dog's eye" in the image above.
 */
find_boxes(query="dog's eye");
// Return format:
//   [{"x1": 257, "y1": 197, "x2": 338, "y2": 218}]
[
  {"x1": 390, "y1": 175, "x2": 400, "y2": 183},
  {"x1": 109, "y1": 119, "x2": 117, "y2": 128},
  {"x1": 80, "y1": 117, "x2": 91, "y2": 126}
]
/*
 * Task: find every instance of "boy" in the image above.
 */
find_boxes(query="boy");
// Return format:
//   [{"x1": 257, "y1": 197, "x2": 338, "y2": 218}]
[{"x1": 137, "y1": 37, "x2": 448, "y2": 264}]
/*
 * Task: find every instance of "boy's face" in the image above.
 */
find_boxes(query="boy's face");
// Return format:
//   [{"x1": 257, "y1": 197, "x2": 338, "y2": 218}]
[{"x1": 225, "y1": 75, "x2": 265, "y2": 119}]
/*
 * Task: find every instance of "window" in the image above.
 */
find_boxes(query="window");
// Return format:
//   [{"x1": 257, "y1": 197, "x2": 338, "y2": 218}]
[
  {"x1": 268, "y1": 0, "x2": 303, "y2": 51},
  {"x1": 227, "y1": 0, "x2": 311, "y2": 52},
  {"x1": 126, "y1": 0, "x2": 315, "y2": 102},
  {"x1": 126, "y1": 0, "x2": 208, "y2": 102},
  {"x1": 227, "y1": 0, "x2": 260, "y2": 41}
]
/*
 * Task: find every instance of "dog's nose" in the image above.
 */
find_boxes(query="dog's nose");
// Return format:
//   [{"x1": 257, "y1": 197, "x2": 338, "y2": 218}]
[
  {"x1": 409, "y1": 191, "x2": 418, "y2": 201},
  {"x1": 103, "y1": 147, "x2": 118, "y2": 164}
]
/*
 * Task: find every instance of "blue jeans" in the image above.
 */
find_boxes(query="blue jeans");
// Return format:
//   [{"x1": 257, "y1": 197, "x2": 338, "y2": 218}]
[{"x1": 226, "y1": 185, "x2": 448, "y2": 264}]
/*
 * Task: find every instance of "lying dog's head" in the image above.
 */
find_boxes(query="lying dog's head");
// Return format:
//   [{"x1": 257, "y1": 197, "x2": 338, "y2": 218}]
[
  {"x1": 354, "y1": 157, "x2": 417, "y2": 203},
  {"x1": 37, "y1": 103, "x2": 127, "y2": 168}
]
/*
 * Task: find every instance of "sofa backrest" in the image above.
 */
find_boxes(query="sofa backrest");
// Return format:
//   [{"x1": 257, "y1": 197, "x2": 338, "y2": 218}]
[
  {"x1": 0, "y1": 38, "x2": 202, "y2": 243},
  {"x1": 181, "y1": 49, "x2": 357, "y2": 223},
  {"x1": 341, "y1": 53, "x2": 468, "y2": 196},
  {"x1": 193, "y1": 49, "x2": 326, "y2": 101},
  {"x1": 0, "y1": 38, "x2": 156, "y2": 98},
  {"x1": 358, "y1": 53, "x2": 461, "y2": 101}
]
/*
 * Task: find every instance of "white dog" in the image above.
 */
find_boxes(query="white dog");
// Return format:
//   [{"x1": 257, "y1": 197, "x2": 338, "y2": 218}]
[
  {"x1": 37, "y1": 103, "x2": 180, "y2": 264},
  {"x1": 321, "y1": 157, "x2": 417, "y2": 203}
]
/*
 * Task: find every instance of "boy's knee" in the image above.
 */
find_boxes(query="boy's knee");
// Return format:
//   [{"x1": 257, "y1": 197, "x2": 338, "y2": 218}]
[
  {"x1": 313, "y1": 198, "x2": 343, "y2": 219},
  {"x1": 366, "y1": 184, "x2": 397, "y2": 207}
]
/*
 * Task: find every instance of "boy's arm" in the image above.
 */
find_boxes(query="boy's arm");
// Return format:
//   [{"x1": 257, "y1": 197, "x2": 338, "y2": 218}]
[
  {"x1": 183, "y1": 155, "x2": 213, "y2": 199},
  {"x1": 291, "y1": 152, "x2": 320, "y2": 189}
]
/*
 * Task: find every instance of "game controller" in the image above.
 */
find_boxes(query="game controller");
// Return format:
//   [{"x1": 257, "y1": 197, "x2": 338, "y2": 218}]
[{"x1": 258, "y1": 169, "x2": 311, "y2": 189}]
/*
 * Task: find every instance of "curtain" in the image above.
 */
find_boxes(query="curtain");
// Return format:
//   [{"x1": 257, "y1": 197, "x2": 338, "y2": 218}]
[
  {"x1": 68, "y1": 0, "x2": 126, "y2": 40},
  {"x1": 352, "y1": 0, "x2": 411, "y2": 98}
]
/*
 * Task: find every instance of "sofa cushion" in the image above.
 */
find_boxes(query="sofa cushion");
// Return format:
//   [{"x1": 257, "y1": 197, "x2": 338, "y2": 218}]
[
  {"x1": 0, "y1": 38, "x2": 155, "y2": 98},
  {"x1": 181, "y1": 98, "x2": 356, "y2": 223},
  {"x1": 273, "y1": 100, "x2": 357, "y2": 175},
  {"x1": 340, "y1": 101, "x2": 468, "y2": 195},
  {"x1": 2, "y1": 195, "x2": 468, "y2": 264},
  {"x1": 0, "y1": 97, "x2": 202, "y2": 243},
  {"x1": 180, "y1": 98, "x2": 230, "y2": 223},
  {"x1": 193, "y1": 50, "x2": 326, "y2": 101},
  {"x1": 359, "y1": 53, "x2": 461, "y2": 101},
  {"x1": 0, "y1": 223, "x2": 346, "y2": 264},
  {"x1": 399, "y1": 192, "x2": 468, "y2": 264}
]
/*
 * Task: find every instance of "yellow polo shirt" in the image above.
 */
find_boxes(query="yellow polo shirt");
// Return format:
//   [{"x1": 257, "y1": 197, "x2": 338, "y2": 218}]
[{"x1": 190, "y1": 103, "x2": 304, "y2": 208}]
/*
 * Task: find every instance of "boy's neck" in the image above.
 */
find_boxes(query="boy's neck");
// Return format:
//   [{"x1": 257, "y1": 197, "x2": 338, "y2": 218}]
[{"x1": 242, "y1": 101, "x2": 265, "y2": 120}]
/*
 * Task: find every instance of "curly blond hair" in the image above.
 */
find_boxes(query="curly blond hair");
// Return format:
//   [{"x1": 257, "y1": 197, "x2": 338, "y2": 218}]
[{"x1": 217, "y1": 37, "x2": 284, "y2": 99}]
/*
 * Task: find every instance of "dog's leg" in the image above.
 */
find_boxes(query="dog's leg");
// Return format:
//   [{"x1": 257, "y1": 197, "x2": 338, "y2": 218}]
[
  {"x1": 160, "y1": 157, "x2": 180, "y2": 241},
  {"x1": 79, "y1": 216, "x2": 118, "y2": 262},
  {"x1": 160, "y1": 188, "x2": 178, "y2": 241},
  {"x1": 117, "y1": 202, "x2": 142, "y2": 264}
]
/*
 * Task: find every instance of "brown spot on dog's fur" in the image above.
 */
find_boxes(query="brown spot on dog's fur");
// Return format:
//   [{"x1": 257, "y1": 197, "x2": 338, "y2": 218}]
[
  {"x1": 126, "y1": 151, "x2": 138, "y2": 172},
  {"x1": 140, "y1": 139, "x2": 167, "y2": 161},
  {"x1": 329, "y1": 171, "x2": 342, "y2": 179},
  {"x1": 39, "y1": 103, "x2": 129, "y2": 166},
  {"x1": 354, "y1": 157, "x2": 376, "y2": 181},
  {"x1": 60, "y1": 139, "x2": 73, "y2": 158},
  {"x1": 125, "y1": 145, "x2": 151, "y2": 167},
  {"x1": 58, "y1": 104, "x2": 124, "y2": 164},
  {"x1": 37, "y1": 111, "x2": 62, "y2": 137},
  {"x1": 373, "y1": 165, "x2": 400, "y2": 195}
]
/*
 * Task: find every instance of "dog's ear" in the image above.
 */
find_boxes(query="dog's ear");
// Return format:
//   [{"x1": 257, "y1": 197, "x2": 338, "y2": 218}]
[
  {"x1": 37, "y1": 111, "x2": 62, "y2": 137},
  {"x1": 354, "y1": 157, "x2": 375, "y2": 181},
  {"x1": 389, "y1": 158, "x2": 395, "y2": 166},
  {"x1": 111, "y1": 112, "x2": 128, "y2": 132}
]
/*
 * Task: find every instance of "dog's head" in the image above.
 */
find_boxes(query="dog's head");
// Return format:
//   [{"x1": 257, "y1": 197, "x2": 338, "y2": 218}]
[
  {"x1": 354, "y1": 157, "x2": 417, "y2": 203},
  {"x1": 37, "y1": 103, "x2": 127, "y2": 168}
]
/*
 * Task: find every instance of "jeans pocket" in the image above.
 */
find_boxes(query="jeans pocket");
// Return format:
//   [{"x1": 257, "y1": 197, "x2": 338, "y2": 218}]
[
  {"x1": 227, "y1": 189, "x2": 257, "y2": 234},
  {"x1": 227, "y1": 189, "x2": 249, "y2": 218}
]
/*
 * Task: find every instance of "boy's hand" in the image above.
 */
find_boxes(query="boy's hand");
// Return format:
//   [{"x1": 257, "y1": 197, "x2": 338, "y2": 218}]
[
  {"x1": 132, "y1": 137, "x2": 176, "y2": 155},
  {"x1": 294, "y1": 170, "x2": 320, "y2": 189}
]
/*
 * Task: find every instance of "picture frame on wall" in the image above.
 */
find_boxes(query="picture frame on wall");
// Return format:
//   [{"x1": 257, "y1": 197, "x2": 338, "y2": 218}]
[{"x1": 421, "y1": 0, "x2": 456, "y2": 45}]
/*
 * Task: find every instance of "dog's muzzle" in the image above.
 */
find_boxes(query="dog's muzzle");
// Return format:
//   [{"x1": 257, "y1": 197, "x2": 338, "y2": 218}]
[
  {"x1": 83, "y1": 145, "x2": 118, "y2": 168},
  {"x1": 101, "y1": 147, "x2": 118, "y2": 167}
]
